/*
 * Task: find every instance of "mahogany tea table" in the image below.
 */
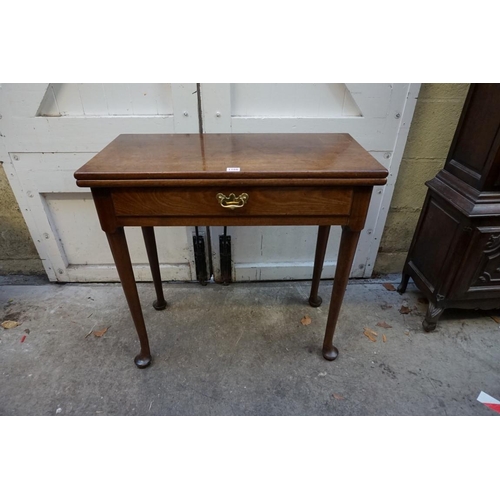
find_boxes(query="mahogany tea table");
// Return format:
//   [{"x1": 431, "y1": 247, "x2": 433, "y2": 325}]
[{"x1": 75, "y1": 133, "x2": 387, "y2": 368}]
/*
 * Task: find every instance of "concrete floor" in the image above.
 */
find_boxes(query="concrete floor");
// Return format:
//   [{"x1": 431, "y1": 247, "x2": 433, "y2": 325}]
[{"x1": 0, "y1": 276, "x2": 499, "y2": 415}]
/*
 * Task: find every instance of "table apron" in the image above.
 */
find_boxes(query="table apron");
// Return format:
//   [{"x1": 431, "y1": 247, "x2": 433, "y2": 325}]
[
  {"x1": 91, "y1": 186, "x2": 374, "y2": 232},
  {"x1": 115, "y1": 215, "x2": 351, "y2": 227}
]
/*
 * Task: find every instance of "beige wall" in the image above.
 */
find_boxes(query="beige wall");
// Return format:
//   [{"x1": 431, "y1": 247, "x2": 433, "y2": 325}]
[
  {"x1": 0, "y1": 84, "x2": 471, "y2": 277},
  {"x1": 374, "y1": 83, "x2": 470, "y2": 275},
  {"x1": 0, "y1": 164, "x2": 44, "y2": 274}
]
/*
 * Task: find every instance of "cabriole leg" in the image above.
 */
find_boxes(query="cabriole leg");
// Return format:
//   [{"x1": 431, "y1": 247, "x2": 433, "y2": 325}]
[
  {"x1": 106, "y1": 227, "x2": 152, "y2": 368},
  {"x1": 322, "y1": 227, "x2": 360, "y2": 361}
]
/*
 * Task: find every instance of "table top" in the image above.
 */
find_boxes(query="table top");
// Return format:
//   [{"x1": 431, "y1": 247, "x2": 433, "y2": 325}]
[{"x1": 75, "y1": 134, "x2": 387, "y2": 185}]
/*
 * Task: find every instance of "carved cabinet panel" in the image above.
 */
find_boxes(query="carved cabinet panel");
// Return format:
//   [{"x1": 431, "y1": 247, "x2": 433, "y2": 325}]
[
  {"x1": 451, "y1": 227, "x2": 500, "y2": 297},
  {"x1": 472, "y1": 230, "x2": 500, "y2": 287}
]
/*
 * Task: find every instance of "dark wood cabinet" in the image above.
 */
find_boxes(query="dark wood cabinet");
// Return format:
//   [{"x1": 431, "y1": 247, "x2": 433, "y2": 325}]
[{"x1": 398, "y1": 84, "x2": 500, "y2": 330}]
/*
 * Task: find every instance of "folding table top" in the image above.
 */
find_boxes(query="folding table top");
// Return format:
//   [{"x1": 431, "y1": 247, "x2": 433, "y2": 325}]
[{"x1": 74, "y1": 133, "x2": 388, "y2": 186}]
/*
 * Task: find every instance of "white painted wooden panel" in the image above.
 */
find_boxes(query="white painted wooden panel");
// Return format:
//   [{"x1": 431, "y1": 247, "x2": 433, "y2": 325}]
[
  {"x1": 201, "y1": 83, "x2": 419, "y2": 281},
  {"x1": 128, "y1": 83, "x2": 172, "y2": 115},
  {"x1": 0, "y1": 83, "x2": 200, "y2": 282},
  {"x1": 37, "y1": 84, "x2": 174, "y2": 116},
  {"x1": 346, "y1": 83, "x2": 393, "y2": 118},
  {"x1": 200, "y1": 83, "x2": 231, "y2": 133},
  {"x1": 211, "y1": 226, "x2": 341, "y2": 281},
  {"x1": 9, "y1": 152, "x2": 196, "y2": 282},
  {"x1": 104, "y1": 83, "x2": 134, "y2": 115},
  {"x1": 46, "y1": 83, "x2": 84, "y2": 116},
  {"x1": 230, "y1": 117, "x2": 391, "y2": 150},
  {"x1": 36, "y1": 85, "x2": 59, "y2": 116},
  {"x1": 4, "y1": 84, "x2": 49, "y2": 117},
  {"x1": 231, "y1": 83, "x2": 360, "y2": 117},
  {"x1": 7, "y1": 116, "x2": 174, "y2": 152},
  {"x1": 351, "y1": 83, "x2": 421, "y2": 277},
  {"x1": 44, "y1": 194, "x2": 192, "y2": 271},
  {"x1": 78, "y1": 83, "x2": 108, "y2": 116},
  {"x1": 171, "y1": 83, "x2": 201, "y2": 133}
]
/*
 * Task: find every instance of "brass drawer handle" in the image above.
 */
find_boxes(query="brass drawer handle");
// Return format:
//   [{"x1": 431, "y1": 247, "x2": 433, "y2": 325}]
[{"x1": 216, "y1": 192, "x2": 249, "y2": 209}]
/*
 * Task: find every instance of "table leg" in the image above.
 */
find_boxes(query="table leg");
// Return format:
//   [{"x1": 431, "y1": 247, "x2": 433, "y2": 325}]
[
  {"x1": 142, "y1": 227, "x2": 167, "y2": 310},
  {"x1": 322, "y1": 226, "x2": 360, "y2": 361},
  {"x1": 106, "y1": 227, "x2": 152, "y2": 369},
  {"x1": 309, "y1": 226, "x2": 331, "y2": 307}
]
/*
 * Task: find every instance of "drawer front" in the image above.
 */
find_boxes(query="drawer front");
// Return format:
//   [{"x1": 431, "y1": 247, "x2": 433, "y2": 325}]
[{"x1": 112, "y1": 187, "x2": 353, "y2": 218}]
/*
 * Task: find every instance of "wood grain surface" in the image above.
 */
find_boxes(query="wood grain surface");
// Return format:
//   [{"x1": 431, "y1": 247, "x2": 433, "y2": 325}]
[
  {"x1": 75, "y1": 133, "x2": 387, "y2": 184},
  {"x1": 112, "y1": 187, "x2": 353, "y2": 217}
]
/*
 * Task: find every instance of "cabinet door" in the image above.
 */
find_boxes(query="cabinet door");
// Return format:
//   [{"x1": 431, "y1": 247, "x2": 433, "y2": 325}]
[
  {"x1": 200, "y1": 83, "x2": 420, "y2": 280},
  {"x1": 406, "y1": 195, "x2": 466, "y2": 298}
]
